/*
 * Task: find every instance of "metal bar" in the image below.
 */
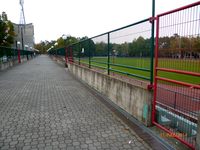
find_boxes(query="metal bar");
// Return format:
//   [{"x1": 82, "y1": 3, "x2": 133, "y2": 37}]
[
  {"x1": 63, "y1": 18, "x2": 149, "y2": 48},
  {"x1": 79, "y1": 44, "x2": 81, "y2": 65},
  {"x1": 70, "y1": 47, "x2": 73, "y2": 62},
  {"x1": 89, "y1": 41, "x2": 91, "y2": 68},
  {"x1": 152, "y1": 16, "x2": 159, "y2": 123},
  {"x1": 109, "y1": 62, "x2": 150, "y2": 72},
  {"x1": 158, "y1": 1, "x2": 200, "y2": 17},
  {"x1": 18, "y1": 48, "x2": 21, "y2": 63},
  {"x1": 109, "y1": 18, "x2": 149, "y2": 33},
  {"x1": 150, "y1": 0, "x2": 155, "y2": 85},
  {"x1": 90, "y1": 60, "x2": 107, "y2": 65},
  {"x1": 156, "y1": 101, "x2": 198, "y2": 123},
  {"x1": 156, "y1": 76, "x2": 200, "y2": 89},
  {"x1": 153, "y1": 121, "x2": 195, "y2": 150},
  {"x1": 65, "y1": 48, "x2": 68, "y2": 64},
  {"x1": 156, "y1": 67, "x2": 200, "y2": 77},
  {"x1": 107, "y1": 33, "x2": 110, "y2": 75},
  {"x1": 79, "y1": 61, "x2": 89, "y2": 65},
  {"x1": 110, "y1": 68, "x2": 150, "y2": 80},
  {"x1": 90, "y1": 64, "x2": 107, "y2": 70}
]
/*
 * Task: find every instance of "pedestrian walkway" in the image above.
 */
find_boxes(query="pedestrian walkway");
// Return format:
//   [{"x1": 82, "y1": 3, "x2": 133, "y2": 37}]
[{"x1": 0, "y1": 55, "x2": 151, "y2": 150}]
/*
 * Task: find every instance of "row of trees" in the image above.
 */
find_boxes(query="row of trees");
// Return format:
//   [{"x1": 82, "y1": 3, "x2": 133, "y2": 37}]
[
  {"x1": 69, "y1": 36, "x2": 151, "y2": 58},
  {"x1": 71, "y1": 34, "x2": 200, "y2": 58},
  {"x1": 159, "y1": 34, "x2": 200, "y2": 58},
  {"x1": 35, "y1": 36, "x2": 88, "y2": 54},
  {"x1": 0, "y1": 12, "x2": 15, "y2": 47}
]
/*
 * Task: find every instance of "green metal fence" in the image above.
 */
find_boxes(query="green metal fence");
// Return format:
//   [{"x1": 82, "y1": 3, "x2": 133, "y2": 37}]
[
  {"x1": 49, "y1": 0, "x2": 155, "y2": 84},
  {"x1": 0, "y1": 46, "x2": 34, "y2": 63},
  {"x1": 50, "y1": 17, "x2": 155, "y2": 84}
]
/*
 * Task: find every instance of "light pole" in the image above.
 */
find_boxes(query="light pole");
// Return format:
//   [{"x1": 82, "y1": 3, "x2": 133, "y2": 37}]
[
  {"x1": 20, "y1": 26, "x2": 24, "y2": 50},
  {"x1": 62, "y1": 35, "x2": 68, "y2": 66},
  {"x1": 17, "y1": 41, "x2": 21, "y2": 63}
]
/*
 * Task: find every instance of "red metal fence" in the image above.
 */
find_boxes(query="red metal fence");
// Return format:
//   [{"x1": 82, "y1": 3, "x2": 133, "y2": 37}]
[
  {"x1": 65, "y1": 47, "x2": 74, "y2": 64},
  {"x1": 152, "y1": 2, "x2": 200, "y2": 149}
]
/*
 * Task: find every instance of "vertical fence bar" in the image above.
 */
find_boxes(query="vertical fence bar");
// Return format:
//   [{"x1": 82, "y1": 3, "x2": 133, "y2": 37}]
[
  {"x1": 17, "y1": 48, "x2": 21, "y2": 63},
  {"x1": 152, "y1": 16, "x2": 159, "y2": 123},
  {"x1": 27, "y1": 51, "x2": 29, "y2": 60},
  {"x1": 65, "y1": 47, "x2": 68, "y2": 65},
  {"x1": 107, "y1": 32, "x2": 110, "y2": 75},
  {"x1": 70, "y1": 47, "x2": 73, "y2": 62},
  {"x1": 89, "y1": 40, "x2": 91, "y2": 68},
  {"x1": 79, "y1": 44, "x2": 81, "y2": 65},
  {"x1": 150, "y1": 0, "x2": 155, "y2": 85}
]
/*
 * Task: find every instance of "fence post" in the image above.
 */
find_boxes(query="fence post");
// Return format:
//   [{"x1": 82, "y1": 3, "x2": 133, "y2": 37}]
[
  {"x1": 65, "y1": 47, "x2": 68, "y2": 66},
  {"x1": 79, "y1": 44, "x2": 81, "y2": 65},
  {"x1": 107, "y1": 32, "x2": 110, "y2": 75},
  {"x1": 89, "y1": 40, "x2": 91, "y2": 68},
  {"x1": 26, "y1": 50, "x2": 29, "y2": 60},
  {"x1": 17, "y1": 48, "x2": 21, "y2": 63},
  {"x1": 70, "y1": 47, "x2": 73, "y2": 62},
  {"x1": 150, "y1": 0, "x2": 155, "y2": 85},
  {"x1": 196, "y1": 114, "x2": 200, "y2": 150}
]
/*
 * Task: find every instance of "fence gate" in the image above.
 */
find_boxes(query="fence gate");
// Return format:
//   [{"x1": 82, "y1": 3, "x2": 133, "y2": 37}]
[{"x1": 152, "y1": 2, "x2": 200, "y2": 149}]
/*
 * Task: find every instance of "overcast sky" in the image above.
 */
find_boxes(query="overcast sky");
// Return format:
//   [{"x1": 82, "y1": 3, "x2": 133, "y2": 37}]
[{"x1": 0, "y1": 0, "x2": 198, "y2": 43}]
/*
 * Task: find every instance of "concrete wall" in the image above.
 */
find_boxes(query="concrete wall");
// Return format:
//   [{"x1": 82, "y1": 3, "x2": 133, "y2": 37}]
[
  {"x1": 0, "y1": 57, "x2": 28, "y2": 71},
  {"x1": 68, "y1": 63, "x2": 153, "y2": 126}
]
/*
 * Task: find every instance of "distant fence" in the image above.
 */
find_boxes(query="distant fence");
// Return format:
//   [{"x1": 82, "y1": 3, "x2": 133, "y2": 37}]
[{"x1": 0, "y1": 46, "x2": 37, "y2": 64}]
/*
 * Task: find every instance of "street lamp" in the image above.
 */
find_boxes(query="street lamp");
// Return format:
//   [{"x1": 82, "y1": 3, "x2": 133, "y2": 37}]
[
  {"x1": 62, "y1": 34, "x2": 67, "y2": 47},
  {"x1": 54, "y1": 42, "x2": 58, "y2": 46},
  {"x1": 17, "y1": 41, "x2": 21, "y2": 47},
  {"x1": 54, "y1": 42, "x2": 58, "y2": 56},
  {"x1": 24, "y1": 45, "x2": 29, "y2": 60},
  {"x1": 25, "y1": 45, "x2": 29, "y2": 50}
]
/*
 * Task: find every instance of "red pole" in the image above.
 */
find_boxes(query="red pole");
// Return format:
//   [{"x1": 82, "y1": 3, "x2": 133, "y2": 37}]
[
  {"x1": 65, "y1": 48, "x2": 68, "y2": 64},
  {"x1": 18, "y1": 48, "x2": 21, "y2": 63},
  {"x1": 70, "y1": 47, "x2": 73, "y2": 62}
]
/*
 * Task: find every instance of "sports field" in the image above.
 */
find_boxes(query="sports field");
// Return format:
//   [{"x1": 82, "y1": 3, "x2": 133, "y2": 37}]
[{"x1": 78, "y1": 57, "x2": 200, "y2": 84}]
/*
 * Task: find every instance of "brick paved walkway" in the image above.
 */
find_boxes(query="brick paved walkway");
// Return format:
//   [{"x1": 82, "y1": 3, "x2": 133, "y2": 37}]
[{"x1": 0, "y1": 55, "x2": 151, "y2": 150}]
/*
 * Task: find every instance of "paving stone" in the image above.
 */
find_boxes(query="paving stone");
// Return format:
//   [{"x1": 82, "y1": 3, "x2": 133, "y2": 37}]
[{"x1": 0, "y1": 55, "x2": 152, "y2": 150}]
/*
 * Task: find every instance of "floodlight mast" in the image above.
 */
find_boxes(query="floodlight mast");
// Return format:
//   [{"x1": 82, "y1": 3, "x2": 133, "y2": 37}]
[
  {"x1": 19, "y1": 0, "x2": 26, "y2": 25},
  {"x1": 19, "y1": 0, "x2": 26, "y2": 50}
]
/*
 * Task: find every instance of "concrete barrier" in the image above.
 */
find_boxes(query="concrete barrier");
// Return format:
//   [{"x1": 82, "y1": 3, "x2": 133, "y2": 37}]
[
  {"x1": 0, "y1": 57, "x2": 29, "y2": 71},
  {"x1": 68, "y1": 63, "x2": 153, "y2": 126}
]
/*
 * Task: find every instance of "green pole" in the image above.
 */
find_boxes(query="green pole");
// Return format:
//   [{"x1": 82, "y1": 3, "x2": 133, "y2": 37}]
[
  {"x1": 150, "y1": 0, "x2": 155, "y2": 85},
  {"x1": 89, "y1": 40, "x2": 91, "y2": 68},
  {"x1": 79, "y1": 44, "x2": 81, "y2": 65},
  {"x1": 107, "y1": 32, "x2": 110, "y2": 75}
]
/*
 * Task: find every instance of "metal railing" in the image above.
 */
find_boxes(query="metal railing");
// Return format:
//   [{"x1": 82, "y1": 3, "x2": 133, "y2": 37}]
[
  {"x1": 152, "y1": 2, "x2": 200, "y2": 149},
  {"x1": 0, "y1": 46, "x2": 35, "y2": 64},
  {"x1": 51, "y1": 17, "x2": 155, "y2": 85}
]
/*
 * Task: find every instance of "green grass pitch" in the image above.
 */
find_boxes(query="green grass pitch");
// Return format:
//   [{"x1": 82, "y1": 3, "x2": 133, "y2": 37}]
[{"x1": 77, "y1": 57, "x2": 200, "y2": 84}]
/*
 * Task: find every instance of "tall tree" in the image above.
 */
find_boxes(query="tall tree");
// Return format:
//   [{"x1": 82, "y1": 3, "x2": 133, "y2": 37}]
[{"x1": 0, "y1": 12, "x2": 15, "y2": 47}]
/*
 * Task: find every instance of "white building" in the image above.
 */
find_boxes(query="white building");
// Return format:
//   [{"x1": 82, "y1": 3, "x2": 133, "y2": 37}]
[{"x1": 12, "y1": 23, "x2": 34, "y2": 50}]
